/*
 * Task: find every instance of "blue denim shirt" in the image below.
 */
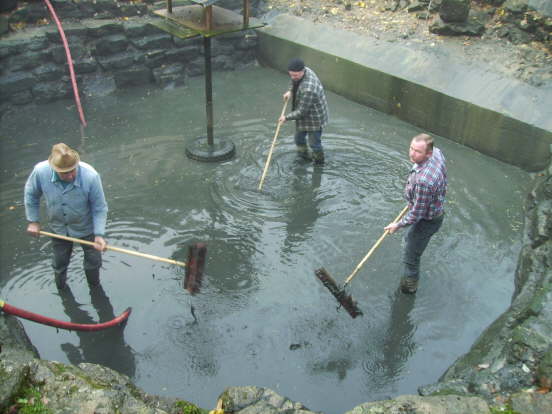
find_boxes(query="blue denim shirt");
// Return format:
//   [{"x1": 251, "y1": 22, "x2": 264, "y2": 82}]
[{"x1": 24, "y1": 161, "x2": 108, "y2": 238}]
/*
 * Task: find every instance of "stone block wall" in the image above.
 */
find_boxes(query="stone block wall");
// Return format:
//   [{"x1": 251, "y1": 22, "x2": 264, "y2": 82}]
[{"x1": 0, "y1": 1, "x2": 261, "y2": 116}]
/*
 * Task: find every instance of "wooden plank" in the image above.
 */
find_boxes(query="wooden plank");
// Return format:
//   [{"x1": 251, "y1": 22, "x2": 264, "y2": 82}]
[{"x1": 149, "y1": 19, "x2": 201, "y2": 40}]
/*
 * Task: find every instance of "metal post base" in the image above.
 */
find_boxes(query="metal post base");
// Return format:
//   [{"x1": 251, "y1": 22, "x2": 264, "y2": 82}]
[{"x1": 185, "y1": 136, "x2": 235, "y2": 162}]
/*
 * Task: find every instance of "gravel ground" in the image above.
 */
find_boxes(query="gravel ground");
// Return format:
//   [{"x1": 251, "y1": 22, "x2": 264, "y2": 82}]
[{"x1": 262, "y1": 0, "x2": 552, "y2": 87}]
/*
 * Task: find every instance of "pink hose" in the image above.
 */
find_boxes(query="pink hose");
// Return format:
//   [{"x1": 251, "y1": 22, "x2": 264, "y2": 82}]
[
  {"x1": 1, "y1": 300, "x2": 131, "y2": 332},
  {"x1": 43, "y1": 0, "x2": 87, "y2": 127}
]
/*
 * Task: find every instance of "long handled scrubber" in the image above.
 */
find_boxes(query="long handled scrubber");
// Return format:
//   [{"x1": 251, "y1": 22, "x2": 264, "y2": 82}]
[
  {"x1": 184, "y1": 242, "x2": 207, "y2": 294},
  {"x1": 40, "y1": 231, "x2": 188, "y2": 267},
  {"x1": 315, "y1": 205, "x2": 409, "y2": 318},
  {"x1": 38, "y1": 231, "x2": 207, "y2": 294},
  {"x1": 258, "y1": 96, "x2": 289, "y2": 191},
  {"x1": 184, "y1": 243, "x2": 207, "y2": 324}
]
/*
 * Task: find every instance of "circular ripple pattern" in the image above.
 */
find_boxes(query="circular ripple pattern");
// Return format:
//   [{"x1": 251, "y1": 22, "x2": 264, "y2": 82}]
[{"x1": 0, "y1": 68, "x2": 531, "y2": 414}]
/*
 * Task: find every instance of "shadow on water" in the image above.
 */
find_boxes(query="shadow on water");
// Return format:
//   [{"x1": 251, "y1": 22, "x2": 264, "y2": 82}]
[
  {"x1": 379, "y1": 288, "x2": 417, "y2": 387},
  {"x1": 282, "y1": 161, "x2": 324, "y2": 255},
  {"x1": 58, "y1": 285, "x2": 136, "y2": 379}
]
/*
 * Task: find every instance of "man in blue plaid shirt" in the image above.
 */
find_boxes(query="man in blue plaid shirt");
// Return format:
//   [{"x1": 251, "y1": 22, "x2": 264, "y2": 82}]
[
  {"x1": 279, "y1": 58, "x2": 329, "y2": 165},
  {"x1": 385, "y1": 133, "x2": 447, "y2": 294}
]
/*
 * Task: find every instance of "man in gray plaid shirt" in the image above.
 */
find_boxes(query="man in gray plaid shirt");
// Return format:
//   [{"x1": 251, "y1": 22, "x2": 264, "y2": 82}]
[{"x1": 279, "y1": 58, "x2": 329, "y2": 165}]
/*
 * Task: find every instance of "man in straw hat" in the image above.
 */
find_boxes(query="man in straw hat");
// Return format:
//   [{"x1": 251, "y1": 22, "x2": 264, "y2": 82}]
[
  {"x1": 24, "y1": 143, "x2": 108, "y2": 290},
  {"x1": 384, "y1": 133, "x2": 447, "y2": 294},
  {"x1": 279, "y1": 58, "x2": 329, "y2": 165}
]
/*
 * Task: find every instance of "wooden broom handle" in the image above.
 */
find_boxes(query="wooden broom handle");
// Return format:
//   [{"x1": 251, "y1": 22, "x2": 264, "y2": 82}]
[
  {"x1": 343, "y1": 205, "x2": 409, "y2": 286},
  {"x1": 258, "y1": 96, "x2": 289, "y2": 191},
  {"x1": 39, "y1": 231, "x2": 186, "y2": 267}
]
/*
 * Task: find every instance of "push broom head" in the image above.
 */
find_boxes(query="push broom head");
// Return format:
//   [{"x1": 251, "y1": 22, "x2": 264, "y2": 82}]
[
  {"x1": 184, "y1": 243, "x2": 207, "y2": 295},
  {"x1": 315, "y1": 267, "x2": 363, "y2": 318}
]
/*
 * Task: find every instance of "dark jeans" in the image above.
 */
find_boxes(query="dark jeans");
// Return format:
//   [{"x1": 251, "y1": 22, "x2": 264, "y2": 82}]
[
  {"x1": 52, "y1": 234, "x2": 102, "y2": 274},
  {"x1": 403, "y1": 214, "x2": 444, "y2": 280},
  {"x1": 294, "y1": 129, "x2": 323, "y2": 153}
]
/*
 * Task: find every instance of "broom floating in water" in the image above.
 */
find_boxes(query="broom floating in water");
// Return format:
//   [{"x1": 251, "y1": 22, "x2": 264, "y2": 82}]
[{"x1": 315, "y1": 205, "x2": 409, "y2": 318}]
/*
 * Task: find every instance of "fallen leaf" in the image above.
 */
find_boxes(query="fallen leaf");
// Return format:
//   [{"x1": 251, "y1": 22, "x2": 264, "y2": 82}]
[{"x1": 522, "y1": 364, "x2": 530, "y2": 373}]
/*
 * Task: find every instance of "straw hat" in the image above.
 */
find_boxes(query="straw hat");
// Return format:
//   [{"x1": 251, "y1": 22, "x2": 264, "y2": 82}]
[{"x1": 48, "y1": 143, "x2": 80, "y2": 173}]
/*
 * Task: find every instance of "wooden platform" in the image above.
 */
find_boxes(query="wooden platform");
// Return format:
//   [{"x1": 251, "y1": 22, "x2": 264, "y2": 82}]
[{"x1": 153, "y1": 4, "x2": 265, "y2": 38}]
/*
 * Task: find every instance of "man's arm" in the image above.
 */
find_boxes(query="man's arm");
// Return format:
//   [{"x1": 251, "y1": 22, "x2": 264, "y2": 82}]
[
  {"x1": 400, "y1": 183, "x2": 433, "y2": 227},
  {"x1": 89, "y1": 174, "x2": 108, "y2": 239},
  {"x1": 285, "y1": 89, "x2": 315, "y2": 121},
  {"x1": 385, "y1": 184, "x2": 433, "y2": 233},
  {"x1": 24, "y1": 168, "x2": 43, "y2": 236}
]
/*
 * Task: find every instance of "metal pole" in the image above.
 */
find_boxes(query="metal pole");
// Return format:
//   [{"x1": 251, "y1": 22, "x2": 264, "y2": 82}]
[
  {"x1": 204, "y1": 36, "x2": 214, "y2": 146},
  {"x1": 243, "y1": 0, "x2": 250, "y2": 27}
]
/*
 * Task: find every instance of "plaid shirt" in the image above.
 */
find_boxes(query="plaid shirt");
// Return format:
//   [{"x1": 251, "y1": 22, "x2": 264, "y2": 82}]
[
  {"x1": 285, "y1": 67, "x2": 329, "y2": 132},
  {"x1": 399, "y1": 147, "x2": 447, "y2": 227}
]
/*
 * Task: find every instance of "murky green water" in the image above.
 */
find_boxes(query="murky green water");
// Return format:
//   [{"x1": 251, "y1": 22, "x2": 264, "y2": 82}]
[{"x1": 0, "y1": 67, "x2": 530, "y2": 413}]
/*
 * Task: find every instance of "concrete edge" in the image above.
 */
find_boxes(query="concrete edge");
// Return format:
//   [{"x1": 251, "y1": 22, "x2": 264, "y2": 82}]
[{"x1": 255, "y1": 14, "x2": 552, "y2": 172}]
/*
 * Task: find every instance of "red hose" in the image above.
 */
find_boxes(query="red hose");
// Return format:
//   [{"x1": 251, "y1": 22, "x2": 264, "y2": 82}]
[
  {"x1": 1, "y1": 300, "x2": 131, "y2": 332},
  {"x1": 43, "y1": 0, "x2": 87, "y2": 127}
]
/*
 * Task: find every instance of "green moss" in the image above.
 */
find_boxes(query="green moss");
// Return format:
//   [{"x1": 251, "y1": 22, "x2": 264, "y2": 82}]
[
  {"x1": 0, "y1": 365, "x2": 8, "y2": 385},
  {"x1": 174, "y1": 399, "x2": 208, "y2": 414},
  {"x1": 49, "y1": 362, "x2": 67, "y2": 376},
  {"x1": 13, "y1": 386, "x2": 53, "y2": 414},
  {"x1": 124, "y1": 380, "x2": 144, "y2": 400},
  {"x1": 50, "y1": 362, "x2": 109, "y2": 390},
  {"x1": 489, "y1": 403, "x2": 523, "y2": 414}
]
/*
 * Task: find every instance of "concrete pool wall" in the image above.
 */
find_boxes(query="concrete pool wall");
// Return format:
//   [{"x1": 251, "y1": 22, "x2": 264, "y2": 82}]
[{"x1": 255, "y1": 14, "x2": 552, "y2": 172}]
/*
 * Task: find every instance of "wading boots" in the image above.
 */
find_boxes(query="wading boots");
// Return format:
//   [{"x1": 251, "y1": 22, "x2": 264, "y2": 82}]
[
  {"x1": 312, "y1": 151, "x2": 325, "y2": 165},
  {"x1": 55, "y1": 271, "x2": 67, "y2": 290},
  {"x1": 85, "y1": 269, "x2": 100, "y2": 287},
  {"x1": 296, "y1": 145, "x2": 311, "y2": 161},
  {"x1": 400, "y1": 277, "x2": 418, "y2": 294}
]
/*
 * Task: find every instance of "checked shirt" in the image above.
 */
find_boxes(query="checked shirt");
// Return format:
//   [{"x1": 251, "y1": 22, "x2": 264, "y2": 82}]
[
  {"x1": 285, "y1": 67, "x2": 329, "y2": 132},
  {"x1": 399, "y1": 147, "x2": 447, "y2": 227}
]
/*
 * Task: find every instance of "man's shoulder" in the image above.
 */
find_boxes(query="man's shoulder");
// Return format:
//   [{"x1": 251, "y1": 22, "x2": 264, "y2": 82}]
[
  {"x1": 433, "y1": 147, "x2": 445, "y2": 162},
  {"x1": 31, "y1": 160, "x2": 51, "y2": 176},
  {"x1": 77, "y1": 162, "x2": 102, "y2": 187},
  {"x1": 79, "y1": 161, "x2": 99, "y2": 176},
  {"x1": 418, "y1": 163, "x2": 445, "y2": 186},
  {"x1": 303, "y1": 67, "x2": 321, "y2": 87},
  {"x1": 34, "y1": 160, "x2": 49, "y2": 170}
]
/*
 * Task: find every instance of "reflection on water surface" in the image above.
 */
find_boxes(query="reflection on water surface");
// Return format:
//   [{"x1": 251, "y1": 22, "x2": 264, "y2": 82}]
[{"x1": 0, "y1": 67, "x2": 529, "y2": 414}]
